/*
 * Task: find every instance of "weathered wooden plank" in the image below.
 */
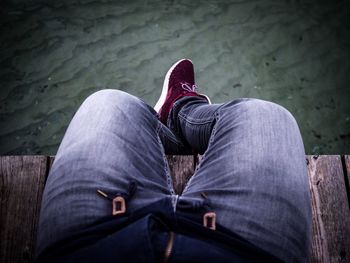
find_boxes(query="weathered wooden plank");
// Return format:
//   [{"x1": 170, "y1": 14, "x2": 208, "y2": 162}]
[
  {"x1": 307, "y1": 155, "x2": 350, "y2": 263},
  {"x1": 166, "y1": 155, "x2": 195, "y2": 194},
  {"x1": 0, "y1": 156, "x2": 48, "y2": 263}
]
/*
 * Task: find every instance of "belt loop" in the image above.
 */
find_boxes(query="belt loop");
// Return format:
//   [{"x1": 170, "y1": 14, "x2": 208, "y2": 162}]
[
  {"x1": 203, "y1": 212, "x2": 216, "y2": 230},
  {"x1": 112, "y1": 196, "x2": 126, "y2": 216},
  {"x1": 97, "y1": 181, "x2": 137, "y2": 216}
]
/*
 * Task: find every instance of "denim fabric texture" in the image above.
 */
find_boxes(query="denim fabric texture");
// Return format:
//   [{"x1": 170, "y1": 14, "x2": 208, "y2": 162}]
[{"x1": 36, "y1": 89, "x2": 312, "y2": 262}]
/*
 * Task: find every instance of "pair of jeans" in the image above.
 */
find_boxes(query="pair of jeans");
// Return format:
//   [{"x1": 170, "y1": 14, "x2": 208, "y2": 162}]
[{"x1": 36, "y1": 89, "x2": 312, "y2": 262}]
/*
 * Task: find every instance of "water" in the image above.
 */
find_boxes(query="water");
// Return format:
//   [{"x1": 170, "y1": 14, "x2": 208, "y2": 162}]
[{"x1": 1, "y1": 0, "x2": 349, "y2": 155}]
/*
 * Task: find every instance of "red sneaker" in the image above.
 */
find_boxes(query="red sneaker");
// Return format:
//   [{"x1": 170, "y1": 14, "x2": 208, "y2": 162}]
[{"x1": 154, "y1": 59, "x2": 211, "y2": 124}]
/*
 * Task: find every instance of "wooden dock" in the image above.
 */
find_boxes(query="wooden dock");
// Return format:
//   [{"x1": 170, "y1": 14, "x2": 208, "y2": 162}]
[{"x1": 1, "y1": 155, "x2": 350, "y2": 263}]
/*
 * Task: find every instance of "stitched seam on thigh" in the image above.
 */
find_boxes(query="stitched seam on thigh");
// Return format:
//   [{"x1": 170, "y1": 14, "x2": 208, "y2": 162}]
[
  {"x1": 178, "y1": 112, "x2": 215, "y2": 125},
  {"x1": 156, "y1": 122, "x2": 175, "y2": 196},
  {"x1": 181, "y1": 110, "x2": 221, "y2": 194}
]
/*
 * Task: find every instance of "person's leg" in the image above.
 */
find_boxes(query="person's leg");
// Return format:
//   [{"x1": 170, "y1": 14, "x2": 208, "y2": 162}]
[
  {"x1": 170, "y1": 97, "x2": 312, "y2": 262},
  {"x1": 36, "y1": 89, "x2": 185, "y2": 257}
]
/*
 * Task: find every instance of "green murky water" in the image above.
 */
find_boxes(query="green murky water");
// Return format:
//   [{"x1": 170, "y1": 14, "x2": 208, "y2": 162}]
[{"x1": 1, "y1": 0, "x2": 349, "y2": 155}]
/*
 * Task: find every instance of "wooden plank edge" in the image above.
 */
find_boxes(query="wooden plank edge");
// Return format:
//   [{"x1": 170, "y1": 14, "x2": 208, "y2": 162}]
[{"x1": 341, "y1": 155, "x2": 350, "y2": 211}]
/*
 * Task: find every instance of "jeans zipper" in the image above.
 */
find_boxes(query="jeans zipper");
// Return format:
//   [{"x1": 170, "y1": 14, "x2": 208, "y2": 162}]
[{"x1": 164, "y1": 231, "x2": 175, "y2": 263}]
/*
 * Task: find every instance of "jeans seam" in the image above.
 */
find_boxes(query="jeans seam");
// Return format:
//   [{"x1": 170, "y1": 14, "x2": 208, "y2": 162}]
[
  {"x1": 156, "y1": 122, "x2": 176, "y2": 197},
  {"x1": 178, "y1": 112, "x2": 214, "y2": 125},
  {"x1": 181, "y1": 110, "x2": 221, "y2": 194}
]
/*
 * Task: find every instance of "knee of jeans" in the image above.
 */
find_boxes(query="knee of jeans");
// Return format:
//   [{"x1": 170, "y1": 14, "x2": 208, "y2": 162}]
[
  {"x1": 81, "y1": 89, "x2": 154, "y2": 123},
  {"x1": 84, "y1": 89, "x2": 135, "y2": 107},
  {"x1": 223, "y1": 98, "x2": 298, "y2": 128},
  {"x1": 83, "y1": 89, "x2": 145, "y2": 113},
  {"x1": 250, "y1": 99, "x2": 298, "y2": 127}
]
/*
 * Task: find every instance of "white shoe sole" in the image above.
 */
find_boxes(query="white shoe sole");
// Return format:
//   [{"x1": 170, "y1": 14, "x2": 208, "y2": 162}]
[{"x1": 154, "y1": 59, "x2": 211, "y2": 112}]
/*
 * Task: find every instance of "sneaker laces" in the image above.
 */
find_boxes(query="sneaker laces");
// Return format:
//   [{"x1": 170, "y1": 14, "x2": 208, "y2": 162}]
[{"x1": 181, "y1": 82, "x2": 197, "y2": 93}]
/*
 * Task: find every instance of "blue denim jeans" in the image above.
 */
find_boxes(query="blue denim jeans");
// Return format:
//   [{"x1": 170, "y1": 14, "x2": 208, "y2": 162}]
[{"x1": 36, "y1": 89, "x2": 311, "y2": 262}]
